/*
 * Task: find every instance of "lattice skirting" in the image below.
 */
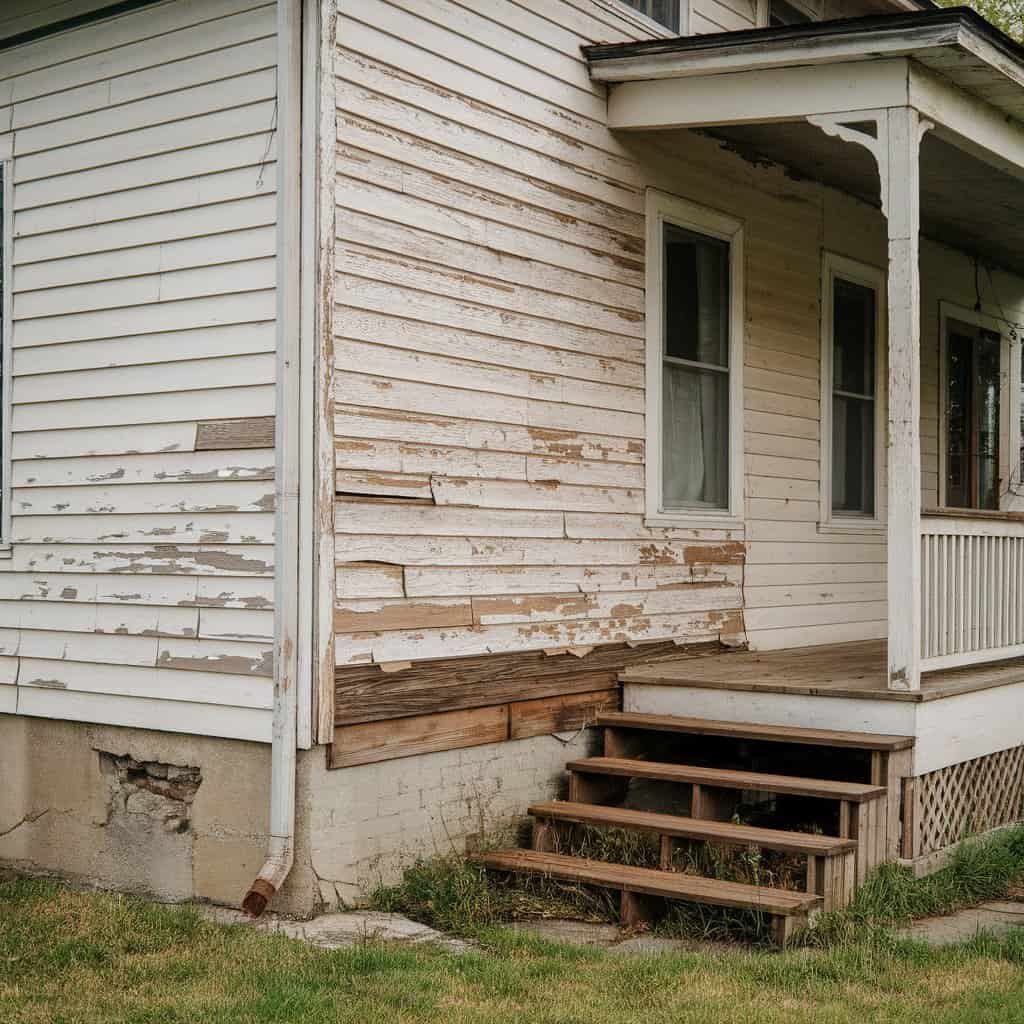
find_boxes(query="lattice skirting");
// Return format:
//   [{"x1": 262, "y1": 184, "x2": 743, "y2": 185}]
[{"x1": 914, "y1": 746, "x2": 1024, "y2": 858}]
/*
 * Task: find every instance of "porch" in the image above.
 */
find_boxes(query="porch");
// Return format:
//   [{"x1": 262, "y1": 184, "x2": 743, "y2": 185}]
[
  {"x1": 586, "y1": 9, "x2": 1024, "y2": 694},
  {"x1": 620, "y1": 637, "x2": 1024, "y2": 869}
]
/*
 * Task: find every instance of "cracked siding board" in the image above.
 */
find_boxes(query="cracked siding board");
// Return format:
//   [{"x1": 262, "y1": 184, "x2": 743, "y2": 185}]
[{"x1": 1, "y1": 0, "x2": 278, "y2": 742}]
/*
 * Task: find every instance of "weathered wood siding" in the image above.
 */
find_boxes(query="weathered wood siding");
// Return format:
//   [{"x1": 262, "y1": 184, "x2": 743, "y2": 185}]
[
  {"x1": 330, "y1": 0, "x2": 1024, "y2": 755},
  {"x1": 0, "y1": 0, "x2": 277, "y2": 740},
  {"x1": 332, "y1": 0, "x2": 747, "y2": 691}
]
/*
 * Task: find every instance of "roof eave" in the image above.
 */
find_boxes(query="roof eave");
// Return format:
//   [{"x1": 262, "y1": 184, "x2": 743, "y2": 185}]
[{"x1": 584, "y1": 9, "x2": 1023, "y2": 85}]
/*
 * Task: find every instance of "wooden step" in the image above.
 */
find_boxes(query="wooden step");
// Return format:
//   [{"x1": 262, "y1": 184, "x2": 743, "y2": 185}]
[
  {"x1": 597, "y1": 712, "x2": 914, "y2": 752},
  {"x1": 478, "y1": 849, "x2": 820, "y2": 944},
  {"x1": 528, "y1": 801, "x2": 857, "y2": 911},
  {"x1": 528, "y1": 801, "x2": 856, "y2": 856},
  {"x1": 565, "y1": 757, "x2": 887, "y2": 803}
]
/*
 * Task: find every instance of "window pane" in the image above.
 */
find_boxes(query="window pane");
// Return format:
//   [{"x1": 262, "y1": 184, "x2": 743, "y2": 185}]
[
  {"x1": 662, "y1": 363, "x2": 729, "y2": 510},
  {"x1": 832, "y1": 395, "x2": 875, "y2": 515},
  {"x1": 833, "y1": 278, "x2": 875, "y2": 397},
  {"x1": 946, "y1": 330, "x2": 973, "y2": 508},
  {"x1": 830, "y1": 276, "x2": 875, "y2": 516},
  {"x1": 620, "y1": 0, "x2": 680, "y2": 30},
  {"x1": 946, "y1": 324, "x2": 1001, "y2": 511},
  {"x1": 664, "y1": 224, "x2": 729, "y2": 368},
  {"x1": 977, "y1": 331, "x2": 1001, "y2": 511}
]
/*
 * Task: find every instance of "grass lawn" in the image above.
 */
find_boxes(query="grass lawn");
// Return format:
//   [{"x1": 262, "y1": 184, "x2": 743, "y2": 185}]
[{"x1": 3, "y1": 871, "x2": 1024, "y2": 1023}]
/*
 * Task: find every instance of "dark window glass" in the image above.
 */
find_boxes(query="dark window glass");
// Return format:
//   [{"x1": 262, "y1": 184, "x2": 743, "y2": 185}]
[
  {"x1": 769, "y1": 0, "x2": 813, "y2": 24},
  {"x1": 946, "y1": 321, "x2": 1001, "y2": 511},
  {"x1": 831, "y1": 278, "x2": 876, "y2": 516},
  {"x1": 620, "y1": 0, "x2": 680, "y2": 31},
  {"x1": 661, "y1": 224, "x2": 731, "y2": 510}
]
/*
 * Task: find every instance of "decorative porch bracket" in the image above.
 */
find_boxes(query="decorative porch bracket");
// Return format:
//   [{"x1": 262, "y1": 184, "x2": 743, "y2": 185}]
[{"x1": 809, "y1": 107, "x2": 933, "y2": 691}]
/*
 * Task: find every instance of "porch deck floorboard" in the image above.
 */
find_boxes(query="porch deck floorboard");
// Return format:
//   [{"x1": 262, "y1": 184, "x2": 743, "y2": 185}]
[{"x1": 620, "y1": 640, "x2": 1024, "y2": 702}]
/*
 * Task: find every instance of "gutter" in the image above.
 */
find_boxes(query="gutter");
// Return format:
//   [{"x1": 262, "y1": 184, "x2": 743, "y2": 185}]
[
  {"x1": 243, "y1": 0, "x2": 304, "y2": 918},
  {"x1": 583, "y1": 7, "x2": 1024, "y2": 72}
]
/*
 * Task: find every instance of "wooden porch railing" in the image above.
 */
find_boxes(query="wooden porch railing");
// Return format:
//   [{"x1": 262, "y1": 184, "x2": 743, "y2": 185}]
[{"x1": 921, "y1": 513, "x2": 1024, "y2": 671}]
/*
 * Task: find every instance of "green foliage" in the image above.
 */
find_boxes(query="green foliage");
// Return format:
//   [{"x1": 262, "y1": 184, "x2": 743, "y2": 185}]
[{"x1": 806, "y1": 825, "x2": 1024, "y2": 947}]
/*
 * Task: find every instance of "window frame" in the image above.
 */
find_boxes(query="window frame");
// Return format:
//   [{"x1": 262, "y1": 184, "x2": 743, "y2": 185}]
[
  {"x1": 938, "y1": 301, "x2": 1017, "y2": 512},
  {"x1": 756, "y1": 0, "x2": 822, "y2": 25},
  {"x1": 0, "y1": 152, "x2": 11, "y2": 555},
  {"x1": 609, "y1": 0, "x2": 687, "y2": 35},
  {"x1": 644, "y1": 189, "x2": 744, "y2": 529},
  {"x1": 819, "y1": 251, "x2": 887, "y2": 534}
]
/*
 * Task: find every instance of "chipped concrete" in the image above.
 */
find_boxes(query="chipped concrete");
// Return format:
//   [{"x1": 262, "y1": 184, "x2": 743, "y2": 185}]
[{"x1": 197, "y1": 906, "x2": 472, "y2": 953}]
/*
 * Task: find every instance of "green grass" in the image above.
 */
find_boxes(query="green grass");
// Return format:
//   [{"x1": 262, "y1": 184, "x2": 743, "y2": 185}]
[{"x1": 4, "y1": 873, "x2": 1024, "y2": 1023}]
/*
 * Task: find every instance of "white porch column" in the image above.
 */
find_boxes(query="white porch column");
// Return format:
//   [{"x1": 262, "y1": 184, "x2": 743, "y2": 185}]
[{"x1": 884, "y1": 107, "x2": 924, "y2": 692}]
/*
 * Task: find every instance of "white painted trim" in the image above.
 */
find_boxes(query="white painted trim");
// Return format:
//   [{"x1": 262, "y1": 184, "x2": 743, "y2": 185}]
[
  {"x1": 936, "y1": 301, "x2": 1012, "y2": 511},
  {"x1": 0, "y1": 156, "x2": 11, "y2": 555},
  {"x1": 922, "y1": 643, "x2": 1024, "y2": 672},
  {"x1": 884, "y1": 106, "x2": 926, "y2": 692},
  {"x1": 909, "y1": 64, "x2": 1024, "y2": 183},
  {"x1": 819, "y1": 251, "x2": 887, "y2": 534},
  {"x1": 644, "y1": 189, "x2": 744, "y2": 528},
  {"x1": 13, "y1": 687, "x2": 272, "y2": 743},
  {"x1": 313, "y1": 0, "x2": 337, "y2": 746},
  {"x1": 607, "y1": 59, "x2": 910, "y2": 131},
  {"x1": 296, "y1": 0, "x2": 322, "y2": 752}
]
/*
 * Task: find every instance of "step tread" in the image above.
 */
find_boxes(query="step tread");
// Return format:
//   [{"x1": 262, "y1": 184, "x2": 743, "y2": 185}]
[
  {"x1": 528, "y1": 801, "x2": 857, "y2": 855},
  {"x1": 566, "y1": 757, "x2": 887, "y2": 802},
  {"x1": 598, "y1": 712, "x2": 914, "y2": 752},
  {"x1": 478, "y1": 849, "x2": 820, "y2": 915}
]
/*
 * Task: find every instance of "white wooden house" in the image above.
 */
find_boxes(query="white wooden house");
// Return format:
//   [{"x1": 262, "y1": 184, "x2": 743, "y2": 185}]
[{"x1": 2, "y1": 0, "x2": 1024, "y2": 933}]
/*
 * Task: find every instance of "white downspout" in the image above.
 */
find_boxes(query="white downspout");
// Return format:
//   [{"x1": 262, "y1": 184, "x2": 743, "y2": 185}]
[{"x1": 243, "y1": 0, "x2": 303, "y2": 917}]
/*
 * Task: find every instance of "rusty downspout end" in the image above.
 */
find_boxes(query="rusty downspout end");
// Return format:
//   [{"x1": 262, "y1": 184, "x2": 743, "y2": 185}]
[{"x1": 242, "y1": 878, "x2": 277, "y2": 918}]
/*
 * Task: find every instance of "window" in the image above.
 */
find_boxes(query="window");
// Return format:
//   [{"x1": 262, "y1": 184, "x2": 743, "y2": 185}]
[
  {"x1": 820, "y1": 253, "x2": 885, "y2": 529},
  {"x1": 618, "y1": 0, "x2": 681, "y2": 31},
  {"x1": 944, "y1": 318, "x2": 1002, "y2": 511},
  {"x1": 645, "y1": 191, "x2": 743, "y2": 524}
]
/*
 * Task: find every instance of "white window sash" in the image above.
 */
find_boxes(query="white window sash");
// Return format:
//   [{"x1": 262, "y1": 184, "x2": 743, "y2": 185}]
[{"x1": 644, "y1": 189, "x2": 744, "y2": 529}]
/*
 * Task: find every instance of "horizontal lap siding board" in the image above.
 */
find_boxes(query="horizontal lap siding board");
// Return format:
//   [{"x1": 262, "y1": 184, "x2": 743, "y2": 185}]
[
  {"x1": 742, "y1": 188, "x2": 888, "y2": 652},
  {"x1": 0, "y1": 0, "x2": 277, "y2": 742},
  {"x1": 331, "y1": 0, "x2": 746, "y2": 740}
]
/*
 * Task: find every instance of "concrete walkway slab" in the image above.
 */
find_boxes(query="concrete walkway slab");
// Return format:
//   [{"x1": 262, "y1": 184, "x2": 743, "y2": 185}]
[
  {"x1": 197, "y1": 906, "x2": 472, "y2": 953},
  {"x1": 897, "y1": 901, "x2": 1024, "y2": 945}
]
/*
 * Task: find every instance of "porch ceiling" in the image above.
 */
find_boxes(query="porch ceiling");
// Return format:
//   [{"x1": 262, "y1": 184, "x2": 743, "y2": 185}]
[
  {"x1": 707, "y1": 123, "x2": 1024, "y2": 275},
  {"x1": 584, "y1": 8, "x2": 1024, "y2": 275}
]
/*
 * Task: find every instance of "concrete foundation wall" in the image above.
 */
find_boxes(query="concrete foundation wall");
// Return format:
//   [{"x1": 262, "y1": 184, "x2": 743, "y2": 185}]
[
  {"x1": 0, "y1": 716, "x2": 291, "y2": 909},
  {"x1": 1, "y1": 714, "x2": 594, "y2": 914},
  {"x1": 301, "y1": 728, "x2": 596, "y2": 907}
]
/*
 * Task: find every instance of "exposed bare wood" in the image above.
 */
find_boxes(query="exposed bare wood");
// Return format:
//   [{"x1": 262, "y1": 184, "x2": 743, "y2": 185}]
[
  {"x1": 509, "y1": 688, "x2": 619, "y2": 740},
  {"x1": 335, "y1": 640, "x2": 718, "y2": 725},
  {"x1": 329, "y1": 704, "x2": 509, "y2": 768},
  {"x1": 195, "y1": 416, "x2": 275, "y2": 451}
]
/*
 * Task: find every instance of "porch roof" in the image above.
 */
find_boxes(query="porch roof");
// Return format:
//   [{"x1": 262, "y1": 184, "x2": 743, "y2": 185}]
[
  {"x1": 584, "y1": 9, "x2": 1024, "y2": 119},
  {"x1": 584, "y1": 9, "x2": 1024, "y2": 275}
]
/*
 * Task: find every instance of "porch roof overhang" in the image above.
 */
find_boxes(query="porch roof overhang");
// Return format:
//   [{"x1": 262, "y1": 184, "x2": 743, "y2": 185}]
[{"x1": 585, "y1": 8, "x2": 1024, "y2": 274}]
